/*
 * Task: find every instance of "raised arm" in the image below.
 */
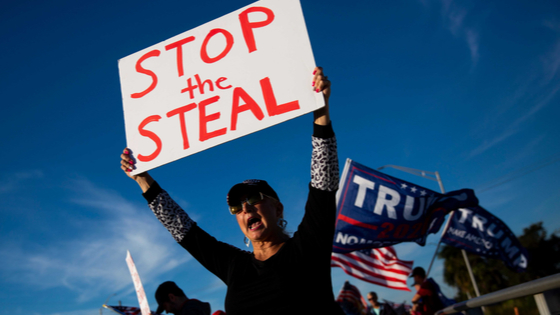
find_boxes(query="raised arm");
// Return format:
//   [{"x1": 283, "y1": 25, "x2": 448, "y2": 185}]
[
  {"x1": 310, "y1": 67, "x2": 339, "y2": 192},
  {"x1": 312, "y1": 67, "x2": 331, "y2": 126},
  {"x1": 120, "y1": 148, "x2": 154, "y2": 193},
  {"x1": 119, "y1": 148, "x2": 193, "y2": 242}
]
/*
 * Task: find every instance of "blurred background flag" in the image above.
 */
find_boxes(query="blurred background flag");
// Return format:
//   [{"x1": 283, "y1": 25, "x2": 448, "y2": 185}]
[
  {"x1": 102, "y1": 305, "x2": 159, "y2": 315},
  {"x1": 336, "y1": 280, "x2": 368, "y2": 315},
  {"x1": 441, "y1": 206, "x2": 528, "y2": 272},
  {"x1": 333, "y1": 159, "x2": 479, "y2": 253},
  {"x1": 331, "y1": 246, "x2": 413, "y2": 291}
]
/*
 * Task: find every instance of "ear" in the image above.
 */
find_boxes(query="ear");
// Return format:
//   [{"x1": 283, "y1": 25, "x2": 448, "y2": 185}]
[
  {"x1": 168, "y1": 293, "x2": 176, "y2": 302},
  {"x1": 275, "y1": 202, "x2": 284, "y2": 218}
]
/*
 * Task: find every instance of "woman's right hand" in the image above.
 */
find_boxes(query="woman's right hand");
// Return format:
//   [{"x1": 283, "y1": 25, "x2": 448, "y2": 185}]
[{"x1": 120, "y1": 148, "x2": 154, "y2": 192}]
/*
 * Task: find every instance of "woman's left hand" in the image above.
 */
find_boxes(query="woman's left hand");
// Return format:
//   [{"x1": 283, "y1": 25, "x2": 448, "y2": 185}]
[{"x1": 312, "y1": 66, "x2": 331, "y2": 125}]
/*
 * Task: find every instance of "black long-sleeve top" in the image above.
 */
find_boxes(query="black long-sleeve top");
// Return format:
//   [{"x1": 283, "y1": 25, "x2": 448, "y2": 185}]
[{"x1": 143, "y1": 123, "x2": 344, "y2": 315}]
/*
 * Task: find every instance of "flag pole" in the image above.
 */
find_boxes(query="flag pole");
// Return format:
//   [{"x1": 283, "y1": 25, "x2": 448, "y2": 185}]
[
  {"x1": 376, "y1": 165, "x2": 482, "y2": 298},
  {"x1": 430, "y1": 173, "x2": 481, "y2": 298}
]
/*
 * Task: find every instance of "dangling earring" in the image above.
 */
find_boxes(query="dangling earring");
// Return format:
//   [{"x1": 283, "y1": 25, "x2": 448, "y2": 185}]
[
  {"x1": 244, "y1": 236, "x2": 251, "y2": 247},
  {"x1": 277, "y1": 218, "x2": 287, "y2": 229}
]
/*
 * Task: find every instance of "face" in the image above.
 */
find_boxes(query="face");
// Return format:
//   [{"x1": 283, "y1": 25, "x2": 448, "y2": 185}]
[
  {"x1": 235, "y1": 195, "x2": 284, "y2": 243},
  {"x1": 162, "y1": 294, "x2": 181, "y2": 314},
  {"x1": 367, "y1": 293, "x2": 377, "y2": 305},
  {"x1": 413, "y1": 275, "x2": 424, "y2": 285}
]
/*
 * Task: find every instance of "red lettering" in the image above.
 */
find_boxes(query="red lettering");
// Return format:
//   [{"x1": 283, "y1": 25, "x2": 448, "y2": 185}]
[
  {"x1": 181, "y1": 74, "x2": 222, "y2": 99},
  {"x1": 378, "y1": 222, "x2": 394, "y2": 239},
  {"x1": 201, "y1": 29, "x2": 234, "y2": 63},
  {"x1": 199, "y1": 96, "x2": 227, "y2": 141},
  {"x1": 194, "y1": 74, "x2": 214, "y2": 95},
  {"x1": 137, "y1": 115, "x2": 162, "y2": 162},
  {"x1": 181, "y1": 77, "x2": 198, "y2": 99},
  {"x1": 394, "y1": 224, "x2": 410, "y2": 238},
  {"x1": 260, "y1": 77, "x2": 300, "y2": 116},
  {"x1": 131, "y1": 50, "x2": 161, "y2": 99},
  {"x1": 165, "y1": 36, "x2": 195, "y2": 77},
  {"x1": 238, "y1": 7, "x2": 275, "y2": 53},
  {"x1": 231, "y1": 87, "x2": 265, "y2": 131},
  {"x1": 216, "y1": 77, "x2": 232, "y2": 89},
  {"x1": 408, "y1": 222, "x2": 423, "y2": 239},
  {"x1": 167, "y1": 103, "x2": 197, "y2": 150}
]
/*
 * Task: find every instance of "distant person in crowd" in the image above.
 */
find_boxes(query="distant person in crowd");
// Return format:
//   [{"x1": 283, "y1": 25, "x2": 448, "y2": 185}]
[
  {"x1": 120, "y1": 68, "x2": 344, "y2": 315},
  {"x1": 155, "y1": 281, "x2": 211, "y2": 315},
  {"x1": 367, "y1": 292, "x2": 397, "y2": 315},
  {"x1": 410, "y1": 267, "x2": 444, "y2": 315},
  {"x1": 367, "y1": 292, "x2": 382, "y2": 315}
]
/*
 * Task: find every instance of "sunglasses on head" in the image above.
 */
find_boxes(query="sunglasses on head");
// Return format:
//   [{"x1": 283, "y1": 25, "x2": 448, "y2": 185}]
[{"x1": 228, "y1": 192, "x2": 266, "y2": 215}]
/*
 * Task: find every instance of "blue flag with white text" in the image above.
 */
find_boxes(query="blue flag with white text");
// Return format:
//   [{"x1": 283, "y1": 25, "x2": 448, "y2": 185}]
[
  {"x1": 441, "y1": 206, "x2": 528, "y2": 272},
  {"x1": 333, "y1": 159, "x2": 479, "y2": 253}
]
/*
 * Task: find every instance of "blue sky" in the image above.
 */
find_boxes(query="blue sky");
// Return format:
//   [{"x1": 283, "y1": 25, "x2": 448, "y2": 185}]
[{"x1": 1, "y1": 0, "x2": 559, "y2": 314}]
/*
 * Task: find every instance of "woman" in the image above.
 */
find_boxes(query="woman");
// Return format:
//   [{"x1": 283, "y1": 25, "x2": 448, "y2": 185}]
[{"x1": 120, "y1": 67, "x2": 344, "y2": 315}]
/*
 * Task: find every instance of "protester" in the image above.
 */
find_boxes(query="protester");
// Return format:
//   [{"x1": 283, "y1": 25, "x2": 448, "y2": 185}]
[
  {"x1": 155, "y1": 281, "x2": 211, "y2": 315},
  {"x1": 367, "y1": 292, "x2": 382, "y2": 315},
  {"x1": 366, "y1": 292, "x2": 397, "y2": 315},
  {"x1": 410, "y1": 267, "x2": 444, "y2": 315},
  {"x1": 120, "y1": 67, "x2": 344, "y2": 315}
]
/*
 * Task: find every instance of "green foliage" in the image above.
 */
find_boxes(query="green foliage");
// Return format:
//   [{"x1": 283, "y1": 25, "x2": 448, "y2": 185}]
[{"x1": 437, "y1": 222, "x2": 560, "y2": 315}]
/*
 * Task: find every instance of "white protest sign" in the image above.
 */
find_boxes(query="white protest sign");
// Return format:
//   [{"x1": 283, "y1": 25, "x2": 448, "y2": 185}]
[
  {"x1": 119, "y1": 0, "x2": 323, "y2": 175},
  {"x1": 125, "y1": 251, "x2": 151, "y2": 315}
]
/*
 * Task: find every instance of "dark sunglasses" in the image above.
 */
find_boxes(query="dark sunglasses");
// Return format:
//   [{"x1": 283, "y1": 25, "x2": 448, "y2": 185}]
[{"x1": 228, "y1": 192, "x2": 266, "y2": 215}]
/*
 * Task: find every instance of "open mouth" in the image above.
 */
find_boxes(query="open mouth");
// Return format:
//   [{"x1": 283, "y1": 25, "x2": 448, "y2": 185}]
[{"x1": 247, "y1": 216, "x2": 262, "y2": 231}]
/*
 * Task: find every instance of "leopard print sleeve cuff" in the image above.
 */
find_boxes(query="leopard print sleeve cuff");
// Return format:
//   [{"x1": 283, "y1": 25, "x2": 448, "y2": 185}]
[
  {"x1": 311, "y1": 136, "x2": 339, "y2": 191},
  {"x1": 148, "y1": 190, "x2": 194, "y2": 243}
]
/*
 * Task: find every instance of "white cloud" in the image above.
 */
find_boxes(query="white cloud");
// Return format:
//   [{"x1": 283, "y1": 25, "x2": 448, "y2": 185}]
[
  {"x1": 466, "y1": 20, "x2": 560, "y2": 159},
  {"x1": 439, "y1": 0, "x2": 480, "y2": 66},
  {"x1": 465, "y1": 29, "x2": 479, "y2": 65},
  {"x1": 440, "y1": 0, "x2": 467, "y2": 36},
  {"x1": 0, "y1": 177, "x2": 191, "y2": 303},
  {"x1": 467, "y1": 83, "x2": 559, "y2": 159},
  {"x1": 49, "y1": 308, "x2": 102, "y2": 315},
  {"x1": 0, "y1": 169, "x2": 44, "y2": 193}
]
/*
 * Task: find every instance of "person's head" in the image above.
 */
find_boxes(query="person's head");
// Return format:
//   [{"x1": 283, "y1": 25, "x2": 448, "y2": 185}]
[
  {"x1": 227, "y1": 179, "x2": 286, "y2": 244},
  {"x1": 155, "y1": 281, "x2": 188, "y2": 314},
  {"x1": 367, "y1": 292, "x2": 378, "y2": 306},
  {"x1": 410, "y1": 266, "x2": 426, "y2": 285}
]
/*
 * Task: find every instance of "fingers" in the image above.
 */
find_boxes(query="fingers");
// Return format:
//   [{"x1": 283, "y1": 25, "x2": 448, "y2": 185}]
[
  {"x1": 312, "y1": 66, "x2": 331, "y2": 98},
  {"x1": 121, "y1": 148, "x2": 135, "y2": 174}
]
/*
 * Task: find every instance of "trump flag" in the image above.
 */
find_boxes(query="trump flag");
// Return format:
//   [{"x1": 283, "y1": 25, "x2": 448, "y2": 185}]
[
  {"x1": 333, "y1": 159, "x2": 479, "y2": 253},
  {"x1": 441, "y1": 206, "x2": 528, "y2": 271}
]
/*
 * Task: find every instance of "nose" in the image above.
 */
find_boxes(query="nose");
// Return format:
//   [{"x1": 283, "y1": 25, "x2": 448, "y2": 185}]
[{"x1": 242, "y1": 202, "x2": 255, "y2": 213}]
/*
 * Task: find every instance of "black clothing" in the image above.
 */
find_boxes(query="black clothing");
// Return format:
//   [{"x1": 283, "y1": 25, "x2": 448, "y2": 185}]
[
  {"x1": 180, "y1": 299, "x2": 211, "y2": 315},
  {"x1": 143, "y1": 123, "x2": 343, "y2": 315}
]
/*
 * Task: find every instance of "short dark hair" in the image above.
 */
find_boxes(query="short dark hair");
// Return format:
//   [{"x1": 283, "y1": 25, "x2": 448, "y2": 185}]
[
  {"x1": 155, "y1": 281, "x2": 186, "y2": 304},
  {"x1": 410, "y1": 266, "x2": 426, "y2": 278},
  {"x1": 155, "y1": 281, "x2": 187, "y2": 314}
]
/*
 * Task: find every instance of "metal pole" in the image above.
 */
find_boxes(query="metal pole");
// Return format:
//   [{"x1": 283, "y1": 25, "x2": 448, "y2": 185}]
[
  {"x1": 426, "y1": 210, "x2": 455, "y2": 277},
  {"x1": 425, "y1": 172, "x2": 449, "y2": 278},
  {"x1": 433, "y1": 172, "x2": 482, "y2": 298},
  {"x1": 436, "y1": 273, "x2": 560, "y2": 315},
  {"x1": 377, "y1": 165, "x2": 482, "y2": 297},
  {"x1": 435, "y1": 172, "x2": 445, "y2": 195},
  {"x1": 462, "y1": 249, "x2": 482, "y2": 297}
]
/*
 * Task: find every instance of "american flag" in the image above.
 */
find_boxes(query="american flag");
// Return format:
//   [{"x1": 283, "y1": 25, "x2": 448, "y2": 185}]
[
  {"x1": 103, "y1": 305, "x2": 159, "y2": 315},
  {"x1": 331, "y1": 246, "x2": 413, "y2": 291},
  {"x1": 336, "y1": 281, "x2": 367, "y2": 315}
]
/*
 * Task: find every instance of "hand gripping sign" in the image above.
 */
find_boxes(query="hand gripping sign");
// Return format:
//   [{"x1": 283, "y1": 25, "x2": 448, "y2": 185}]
[{"x1": 119, "y1": 0, "x2": 324, "y2": 175}]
